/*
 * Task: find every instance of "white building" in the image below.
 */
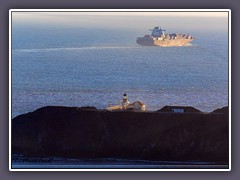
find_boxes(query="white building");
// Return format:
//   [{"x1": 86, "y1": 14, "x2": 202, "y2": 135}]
[{"x1": 106, "y1": 93, "x2": 146, "y2": 111}]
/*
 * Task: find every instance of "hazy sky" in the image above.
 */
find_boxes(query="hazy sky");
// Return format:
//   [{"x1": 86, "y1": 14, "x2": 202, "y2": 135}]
[
  {"x1": 11, "y1": 10, "x2": 229, "y2": 33},
  {"x1": 12, "y1": 10, "x2": 229, "y2": 18}
]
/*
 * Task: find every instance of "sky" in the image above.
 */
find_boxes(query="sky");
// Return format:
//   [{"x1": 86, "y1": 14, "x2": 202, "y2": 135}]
[
  {"x1": 11, "y1": 10, "x2": 229, "y2": 34},
  {"x1": 12, "y1": 10, "x2": 229, "y2": 18}
]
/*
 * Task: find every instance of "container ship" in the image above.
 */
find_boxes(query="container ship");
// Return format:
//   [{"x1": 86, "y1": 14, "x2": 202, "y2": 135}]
[{"x1": 137, "y1": 27, "x2": 195, "y2": 47}]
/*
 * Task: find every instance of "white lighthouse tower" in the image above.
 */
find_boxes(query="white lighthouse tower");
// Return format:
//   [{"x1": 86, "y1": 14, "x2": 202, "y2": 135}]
[{"x1": 121, "y1": 93, "x2": 130, "y2": 109}]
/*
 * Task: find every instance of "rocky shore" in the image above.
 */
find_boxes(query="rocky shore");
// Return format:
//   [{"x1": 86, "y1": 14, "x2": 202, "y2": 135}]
[{"x1": 12, "y1": 106, "x2": 229, "y2": 163}]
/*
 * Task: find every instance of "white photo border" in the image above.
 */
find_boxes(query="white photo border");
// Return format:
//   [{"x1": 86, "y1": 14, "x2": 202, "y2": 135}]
[{"x1": 9, "y1": 9, "x2": 231, "y2": 171}]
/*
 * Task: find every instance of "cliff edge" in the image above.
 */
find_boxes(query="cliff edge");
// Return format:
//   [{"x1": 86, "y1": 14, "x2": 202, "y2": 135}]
[{"x1": 12, "y1": 106, "x2": 229, "y2": 163}]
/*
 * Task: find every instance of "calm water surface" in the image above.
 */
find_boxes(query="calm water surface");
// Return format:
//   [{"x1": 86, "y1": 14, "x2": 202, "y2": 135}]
[{"x1": 12, "y1": 25, "x2": 228, "y2": 117}]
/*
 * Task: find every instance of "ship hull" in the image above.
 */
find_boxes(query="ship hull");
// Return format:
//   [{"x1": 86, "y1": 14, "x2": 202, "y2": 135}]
[{"x1": 137, "y1": 37, "x2": 194, "y2": 47}]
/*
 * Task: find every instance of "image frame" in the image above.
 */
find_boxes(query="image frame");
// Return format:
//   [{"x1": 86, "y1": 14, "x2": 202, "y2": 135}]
[{"x1": 9, "y1": 8, "x2": 231, "y2": 172}]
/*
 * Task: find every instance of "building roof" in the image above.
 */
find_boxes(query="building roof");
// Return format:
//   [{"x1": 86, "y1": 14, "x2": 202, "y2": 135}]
[{"x1": 129, "y1": 101, "x2": 145, "y2": 106}]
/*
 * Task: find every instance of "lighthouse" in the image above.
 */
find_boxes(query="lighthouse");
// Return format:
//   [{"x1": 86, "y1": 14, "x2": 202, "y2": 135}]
[
  {"x1": 121, "y1": 93, "x2": 130, "y2": 109},
  {"x1": 106, "y1": 93, "x2": 146, "y2": 111}
]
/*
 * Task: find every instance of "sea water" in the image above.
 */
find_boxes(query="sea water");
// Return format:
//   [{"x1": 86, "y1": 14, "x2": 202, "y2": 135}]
[
  {"x1": 12, "y1": 155, "x2": 228, "y2": 169},
  {"x1": 11, "y1": 23, "x2": 228, "y2": 118}
]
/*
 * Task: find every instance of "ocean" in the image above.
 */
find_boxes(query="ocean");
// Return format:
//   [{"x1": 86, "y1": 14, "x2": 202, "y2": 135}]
[
  {"x1": 12, "y1": 155, "x2": 228, "y2": 169},
  {"x1": 11, "y1": 23, "x2": 229, "y2": 118}
]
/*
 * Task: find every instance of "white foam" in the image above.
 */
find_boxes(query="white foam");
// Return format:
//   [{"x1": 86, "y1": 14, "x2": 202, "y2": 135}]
[{"x1": 12, "y1": 45, "x2": 140, "y2": 53}]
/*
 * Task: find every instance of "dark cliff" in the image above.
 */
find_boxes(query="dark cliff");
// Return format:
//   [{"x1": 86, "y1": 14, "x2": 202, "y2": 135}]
[{"x1": 12, "y1": 106, "x2": 229, "y2": 163}]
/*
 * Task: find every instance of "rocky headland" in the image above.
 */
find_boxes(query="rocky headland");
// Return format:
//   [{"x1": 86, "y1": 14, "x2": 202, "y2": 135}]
[{"x1": 12, "y1": 106, "x2": 229, "y2": 163}]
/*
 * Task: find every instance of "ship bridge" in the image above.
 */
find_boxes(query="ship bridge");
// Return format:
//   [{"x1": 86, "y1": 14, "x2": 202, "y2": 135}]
[{"x1": 150, "y1": 27, "x2": 166, "y2": 37}]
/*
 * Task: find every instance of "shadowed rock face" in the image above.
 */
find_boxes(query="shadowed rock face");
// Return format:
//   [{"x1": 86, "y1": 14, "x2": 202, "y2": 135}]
[
  {"x1": 12, "y1": 106, "x2": 229, "y2": 163},
  {"x1": 157, "y1": 106, "x2": 201, "y2": 113},
  {"x1": 212, "y1": 106, "x2": 229, "y2": 114}
]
